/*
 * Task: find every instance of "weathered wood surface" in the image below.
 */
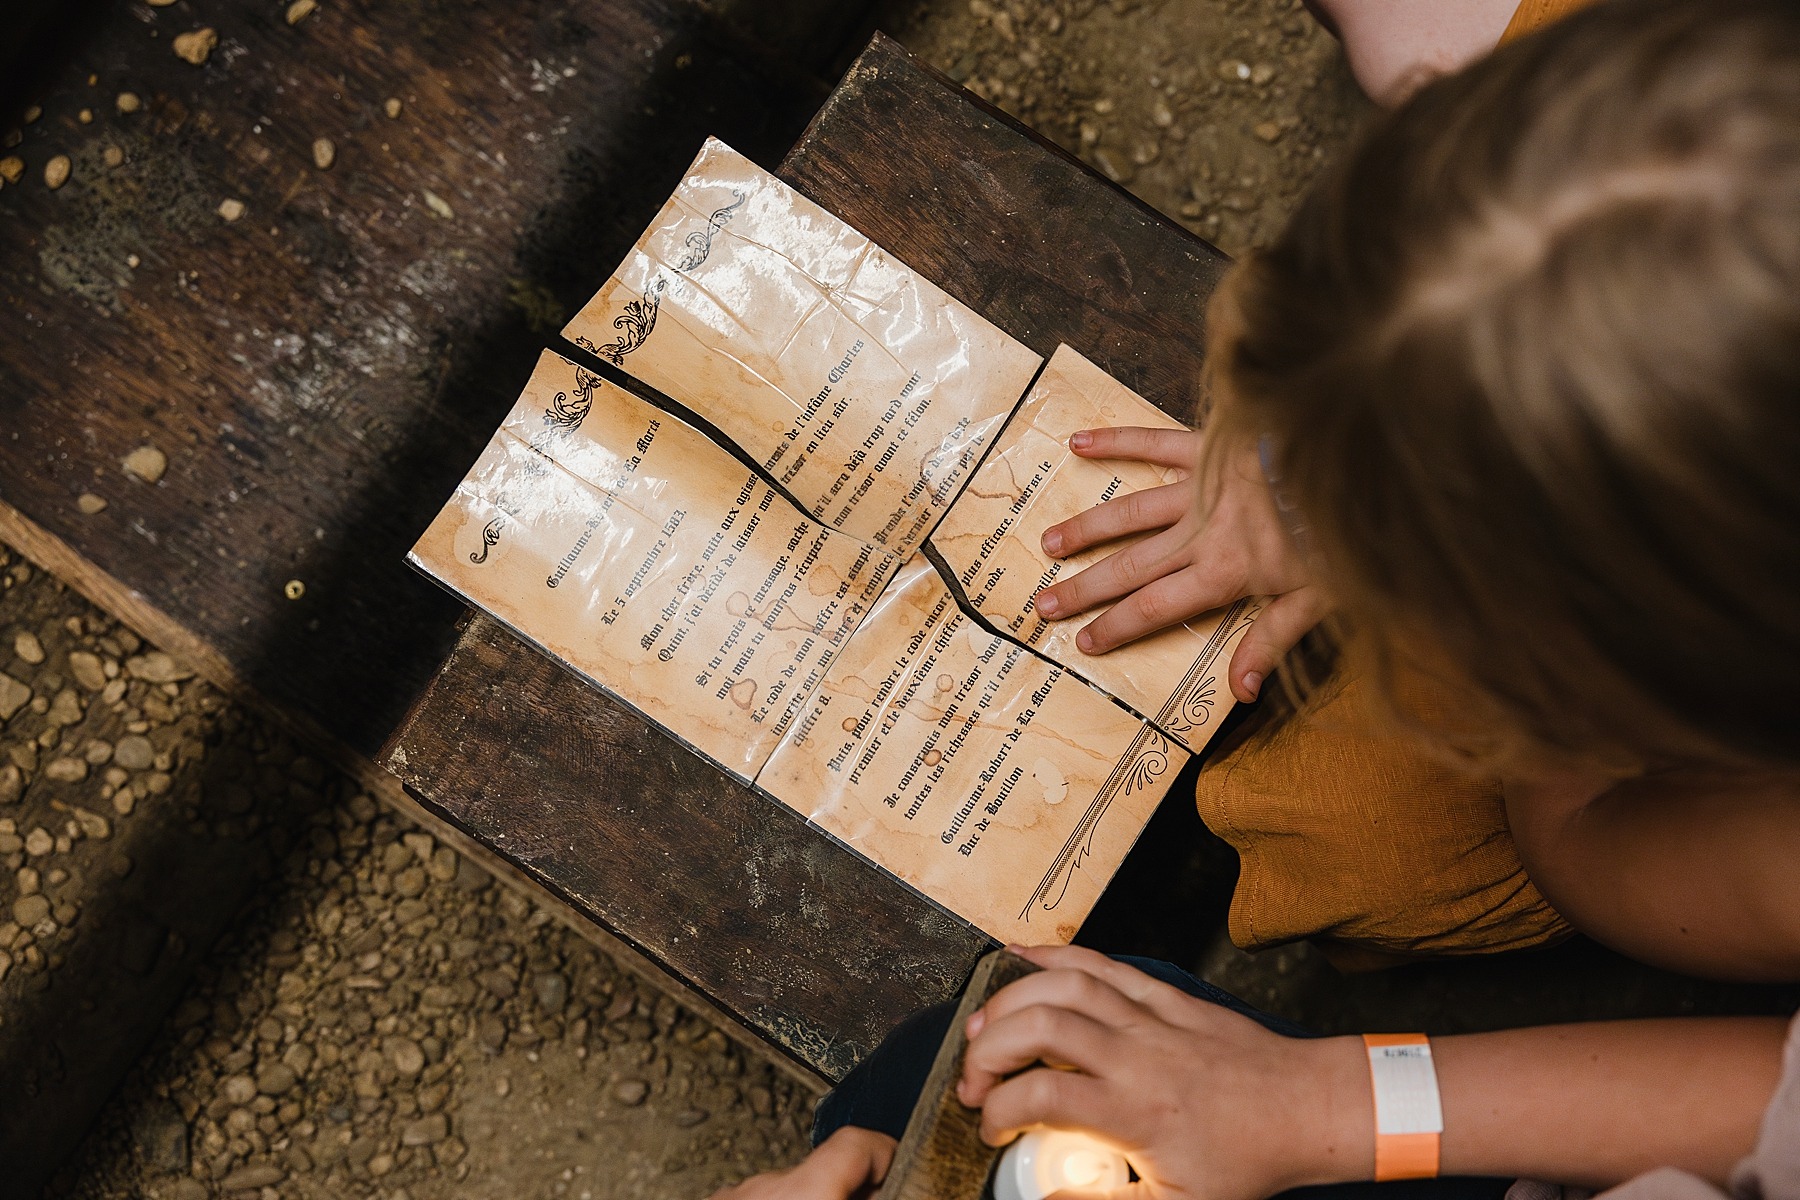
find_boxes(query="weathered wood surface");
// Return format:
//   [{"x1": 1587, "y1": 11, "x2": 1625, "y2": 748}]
[
  {"x1": 0, "y1": 0, "x2": 836, "y2": 764},
  {"x1": 384, "y1": 34, "x2": 1237, "y2": 1080},
  {"x1": 387, "y1": 614, "x2": 993, "y2": 1081},
  {"x1": 0, "y1": 0, "x2": 872, "y2": 1148},
  {"x1": 876, "y1": 950, "x2": 1039, "y2": 1200}
]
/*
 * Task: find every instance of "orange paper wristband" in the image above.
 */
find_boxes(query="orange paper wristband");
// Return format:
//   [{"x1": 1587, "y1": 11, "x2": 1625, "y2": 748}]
[{"x1": 1363, "y1": 1034, "x2": 1443, "y2": 1182}]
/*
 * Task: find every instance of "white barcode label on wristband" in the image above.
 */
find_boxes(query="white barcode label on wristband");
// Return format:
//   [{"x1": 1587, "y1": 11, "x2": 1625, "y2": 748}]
[{"x1": 1367, "y1": 1042, "x2": 1444, "y2": 1136}]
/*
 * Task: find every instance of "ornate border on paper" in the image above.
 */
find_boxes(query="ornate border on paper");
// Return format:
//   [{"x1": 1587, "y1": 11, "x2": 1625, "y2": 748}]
[
  {"x1": 1154, "y1": 597, "x2": 1260, "y2": 738},
  {"x1": 1020, "y1": 724, "x2": 1173, "y2": 923},
  {"x1": 573, "y1": 190, "x2": 746, "y2": 367}
]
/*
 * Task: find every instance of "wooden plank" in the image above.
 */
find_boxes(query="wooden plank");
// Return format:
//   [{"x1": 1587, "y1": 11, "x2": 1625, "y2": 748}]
[
  {"x1": 778, "y1": 32, "x2": 1232, "y2": 424},
  {"x1": 876, "y1": 950, "x2": 1039, "y2": 1200},
  {"x1": 379, "y1": 35, "x2": 1236, "y2": 1078},
  {"x1": 0, "y1": 0, "x2": 828, "y2": 764},
  {"x1": 384, "y1": 614, "x2": 994, "y2": 1081}
]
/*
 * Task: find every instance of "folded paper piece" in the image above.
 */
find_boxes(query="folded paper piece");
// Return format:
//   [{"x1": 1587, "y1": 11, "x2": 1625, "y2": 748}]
[
  {"x1": 760, "y1": 557, "x2": 1183, "y2": 944},
  {"x1": 563, "y1": 138, "x2": 1042, "y2": 558},
  {"x1": 412, "y1": 138, "x2": 1252, "y2": 943},
  {"x1": 409, "y1": 350, "x2": 900, "y2": 781},
  {"x1": 930, "y1": 346, "x2": 1259, "y2": 751}
]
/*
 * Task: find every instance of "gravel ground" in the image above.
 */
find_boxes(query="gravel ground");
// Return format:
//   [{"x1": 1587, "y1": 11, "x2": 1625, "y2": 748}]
[
  {"x1": 885, "y1": 0, "x2": 1367, "y2": 255},
  {"x1": 17, "y1": 2, "x2": 1370, "y2": 1196}
]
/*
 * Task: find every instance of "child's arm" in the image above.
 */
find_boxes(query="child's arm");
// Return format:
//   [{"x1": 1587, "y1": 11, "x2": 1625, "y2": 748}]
[
  {"x1": 959, "y1": 947, "x2": 1789, "y2": 1199},
  {"x1": 1306, "y1": 0, "x2": 1519, "y2": 104},
  {"x1": 1507, "y1": 769, "x2": 1800, "y2": 981}
]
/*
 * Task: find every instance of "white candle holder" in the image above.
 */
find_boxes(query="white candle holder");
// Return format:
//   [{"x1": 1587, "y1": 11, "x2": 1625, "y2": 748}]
[{"x1": 990, "y1": 1128, "x2": 1131, "y2": 1200}]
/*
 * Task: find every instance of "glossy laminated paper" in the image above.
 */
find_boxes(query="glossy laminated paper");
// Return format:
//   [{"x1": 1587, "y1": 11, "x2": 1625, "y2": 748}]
[
  {"x1": 410, "y1": 350, "x2": 899, "y2": 782},
  {"x1": 563, "y1": 138, "x2": 1043, "y2": 557},
  {"x1": 930, "y1": 346, "x2": 1260, "y2": 750},
  {"x1": 415, "y1": 143, "x2": 1254, "y2": 943}
]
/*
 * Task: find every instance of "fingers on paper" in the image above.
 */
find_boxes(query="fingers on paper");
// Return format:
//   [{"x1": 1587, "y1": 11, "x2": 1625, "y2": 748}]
[
  {"x1": 1040, "y1": 480, "x2": 1190, "y2": 559},
  {"x1": 1068, "y1": 426, "x2": 1200, "y2": 469},
  {"x1": 1228, "y1": 588, "x2": 1328, "y2": 701}
]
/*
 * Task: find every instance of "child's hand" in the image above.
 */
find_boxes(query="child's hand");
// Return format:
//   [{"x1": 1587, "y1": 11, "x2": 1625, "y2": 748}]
[
  {"x1": 706, "y1": 1126, "x2": 897, "y2": 1200},
  {"x1": 1033, "y1": 429, "x2": 1323, "y2": 701},
  {"x1": 956, "y1": 946, "x2": 1369, "y2": 1200}
]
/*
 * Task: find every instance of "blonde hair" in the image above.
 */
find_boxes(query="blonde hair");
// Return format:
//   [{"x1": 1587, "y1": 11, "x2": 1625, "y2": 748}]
[{"x1": 1211, "y1": 0, "x2": 1800, "y2": 772}]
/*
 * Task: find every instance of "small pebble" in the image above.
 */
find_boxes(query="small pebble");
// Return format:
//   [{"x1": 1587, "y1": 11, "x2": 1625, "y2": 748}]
[
  {"x1": 102, "y1": 145, "x2": 123, "y2": 168},
  {"x1": 612, "y1": 1079, "x2": 649, "y2": 1106},
  {"x1": 383, "y1": 98, "x2": 403, "y2": 119},
  {"x1": 400, "y1": 1114, "x2": 447, "y2": 1146},
  {"x1": 257, "y1": 1063, "x2": 298, "y2": 1095},
  {"x1": 388, "y1": 1037, "x2": 425, "y2": 1076},
  {"x1": 13, "y1": 632, "x2": 45, "y2": 665},
  {"x1": 218, "y1": 197, "x2": 246, "y2": 221},
  {"x1": 1254, "y1": 121, "x2": 1283, "y2": 143},
  {"x1": 311, "y1": 137, "x2": 335, "y2": 170},
  {"x1": 67, "y1": 651, "x2": 106, "y2": 691},
  {"x1": 45, "y1": 757, "x2": 89, "y2": 783},
  {"x1": 122, "y1": 445, "x2": 168, "y2": 484},
  {"x1": 23, "y1": 106, "x2": 41, "y2": 124},
  {"x1": 422, "y1": 190, "x2": 454, "y2": 220},
  {"x1": 116, "y1": 92, "x2": 141, "y2": 114},
  {"x1": 44, "y1": 155, "x2": 70, "y2": 190},
  {"x1": 219, "y1": 1074, "x2": 257, "y2": 1105},
  {"x1": 2, "y1": 675, "x2": 35, "y2": 721},
  {"x1": 114, "y1": 735, "x2": 155, "y2": 770},
  {"x1": 24, "y1": 827, "x2": 52, "y2": 856},
  {"x1": 218, "y1": 1164, "x2": 284, "y2": 1190},
  {"x1": 126, "y1": 254, "x2": 140, "y2": 268},
  {"x1": 286, "y1": 0, "x2": 317, "y2": 24},
  {"x1": 125, "y1": 652, "x2": 193, "y2": 683},
  {"x1": 72, "y1": 807, "x2": 110, "y2": 839},
  {"x1": 172, "y1": 28, "x2": 218, "y2": 66},
  {"x1": 77, "y1": 493, "x2": 108, "y2": 515},
  {"x1": 12, "y1": 894, "x2": 50, "y2": 927},
  {"x1": 0, "y1": 157, "x2": 23, "y2": 185},
  {"x1": 77, "y1": 109, "x2": 93, "y2": 125}
]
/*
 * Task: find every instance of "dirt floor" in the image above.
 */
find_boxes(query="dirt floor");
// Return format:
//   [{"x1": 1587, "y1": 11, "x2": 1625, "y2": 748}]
[{"x1": 9, "y1": 1, "x2": 1371, "y2": 1197}]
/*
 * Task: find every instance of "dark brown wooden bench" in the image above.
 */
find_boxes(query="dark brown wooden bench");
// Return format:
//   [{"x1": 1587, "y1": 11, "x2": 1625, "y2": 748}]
[
  {"x1": 381, "y1": 34, "x2": 1234, "y2": 1082},
  {"x1": 0, "y1": 0, "x2": 1229, "y2": 1093}
]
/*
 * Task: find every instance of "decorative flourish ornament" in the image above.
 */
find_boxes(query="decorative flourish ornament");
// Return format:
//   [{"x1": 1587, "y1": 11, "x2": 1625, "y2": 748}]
[{"x1": 572, "y1": 191, "x2": 745, "y2": 368}]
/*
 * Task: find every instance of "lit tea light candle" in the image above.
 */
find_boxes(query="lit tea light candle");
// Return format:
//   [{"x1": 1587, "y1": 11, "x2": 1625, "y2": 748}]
[{"x1": 992, "y1": 1128, "x2": 1130, "y2": 1200}]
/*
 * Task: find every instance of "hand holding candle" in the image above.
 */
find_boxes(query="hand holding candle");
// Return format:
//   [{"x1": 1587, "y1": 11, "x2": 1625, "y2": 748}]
[{"x1": 957, "y1": 945, "x2": 1373, "y2": 1200}]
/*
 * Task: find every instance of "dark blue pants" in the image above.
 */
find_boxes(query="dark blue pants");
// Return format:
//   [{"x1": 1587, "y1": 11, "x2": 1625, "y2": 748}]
[{"x1": 814, "y1": 957, "x2": 1512, "y2": 1200}]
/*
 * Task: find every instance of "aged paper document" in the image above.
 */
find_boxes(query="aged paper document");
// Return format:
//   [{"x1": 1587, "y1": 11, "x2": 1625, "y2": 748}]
[
  {"x1": 930, "y1": 346, "x2": 1260, "y2": 751},
  {"x1": 562, "y1": 138, "x2": 1042, "y2": 557},
  {"x1": 759, "y1": 557, "x2": 1186, "y2": 944},
  {"x1": 414, "y1": 143, "x2": 1256, "y2": 944},
  {"x1": 409, "y1": 350, "x2": 899, "y2": 781}
]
